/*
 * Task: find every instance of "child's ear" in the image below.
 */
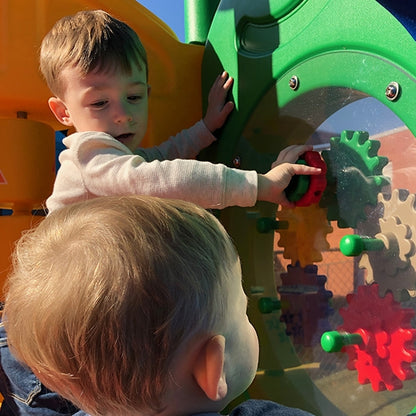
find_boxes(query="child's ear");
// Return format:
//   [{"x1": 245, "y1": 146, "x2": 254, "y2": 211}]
[
  {"x1": 192, "y1": 335, "x2": 228, "y2": 401},
  {"x1": 48, "y1": 97, "x2": 73, "y2": 127}
]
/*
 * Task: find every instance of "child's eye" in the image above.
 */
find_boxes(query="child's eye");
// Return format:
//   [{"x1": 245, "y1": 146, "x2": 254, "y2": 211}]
[
  {"x1": 128, "y1": 95, "x2": 142, "y2": 102},
  {"x1": 91, "y1": 100, "x2": 108, "y2": 108}
]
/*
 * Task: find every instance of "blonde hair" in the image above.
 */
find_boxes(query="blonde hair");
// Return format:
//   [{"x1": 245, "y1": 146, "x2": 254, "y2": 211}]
[
  {"x1": 4, "y1": 196, "x2": 239, "y2": 416},
  {"x1": 40, "y1": 10, "x2": 148, "y2": 97}
]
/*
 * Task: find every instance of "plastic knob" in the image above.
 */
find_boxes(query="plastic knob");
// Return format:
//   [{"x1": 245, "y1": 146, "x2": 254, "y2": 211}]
[
  {"x1": 321, "y1": 330, "x2": 363, "y2": 352},
  {"x1": 256, "y1": 217, "x2": 289, "y2": 233},
  {"x1": 340, "y1": 234, "x2": 385, "y2": 257},
  {"x1": 258, "y1": 297, "x2": 283, "y2": 314},
  {"x1": 284, "y1": 151, "x2": 327, "y2": 206}
]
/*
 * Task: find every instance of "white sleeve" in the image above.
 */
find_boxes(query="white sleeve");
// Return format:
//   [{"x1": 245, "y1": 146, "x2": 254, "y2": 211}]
[
  {"x1": 137, "y1": 120, "x2": 216, "y2": 161},
  {"x1": 59, "y1": 132, "x2": 258, "y2": 210}
]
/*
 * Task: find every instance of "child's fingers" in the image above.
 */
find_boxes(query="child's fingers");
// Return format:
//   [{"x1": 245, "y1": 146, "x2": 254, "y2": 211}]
[
  {"x1": 204, "y1": 72, "x2": 234, "y2": 132},
  {"x1": 279, "y1": 164, "x2": 321, "y2": 206},
  {"x1": 278, "y1": 144, "x2": 302, "y2": 159},
  {"x1": 290, "y1": 164, "x2": 321, "y2": 176},
  {"x1": 212, "y1": 72, "x2": 232, "y2": 90},
  {"x1": 283, "y1": 144, "x2": 312, "y2": 160},
  {"x1": 222, "y1": 73, "x2": 233, "y2": 91},
  {"x1": 274, "y1": 144, "x2": 313, "y2": 165},
  {"x1": 212, "y1": 72, "x2": 227, "y2": 88},
  {"x1": 279, "y1": 197, "x2": 295, "y2": 208},
  {"x1": 211, "y1": 101, "x2": 234, "y2": 129},
  {"x1": 222, "y1": 101, "x2": 234, "y2": 117},
  {"x1": 216, "y1": 73, "x2": 233, "y2": 98}
]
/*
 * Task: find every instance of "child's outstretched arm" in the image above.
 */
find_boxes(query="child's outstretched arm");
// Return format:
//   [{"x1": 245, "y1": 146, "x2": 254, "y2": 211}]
[
  {"x1": 203, "y1": 71, "x2": 234, "y2": 133},
  {"x1": 257, "y1": 162, "x2": 322, "y2": 207}
]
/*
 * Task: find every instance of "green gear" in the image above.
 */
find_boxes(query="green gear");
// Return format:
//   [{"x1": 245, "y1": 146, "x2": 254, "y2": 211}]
[{"x1": 320, "y1": 130, "x2": 390, "y2": 228}]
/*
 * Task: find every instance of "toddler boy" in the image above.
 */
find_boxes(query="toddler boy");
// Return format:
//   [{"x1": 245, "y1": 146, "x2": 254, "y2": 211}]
[{"x1": 41, "y1": 10, "x2": 319, "y2": 213}]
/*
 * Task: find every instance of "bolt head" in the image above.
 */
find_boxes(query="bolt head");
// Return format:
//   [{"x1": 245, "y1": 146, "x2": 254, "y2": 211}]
[
  {"x1": 289, "y1": 75, "x2": 299, "y2": 91},
  {"x1": 385, "y1": 82, "x2": 400, "y2": 101},
  {"x1": 232, "y1": 156, "x2": 241, "y2": 168}
]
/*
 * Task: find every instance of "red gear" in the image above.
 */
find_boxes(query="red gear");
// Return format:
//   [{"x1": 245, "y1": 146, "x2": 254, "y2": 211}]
[{"x1": 338, "y1": 284, "x2": 416, "y2": 391}]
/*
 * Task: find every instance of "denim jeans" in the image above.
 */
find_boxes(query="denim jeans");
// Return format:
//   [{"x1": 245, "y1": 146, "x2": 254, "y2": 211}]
[
  {"x1": 195, "y1": 400, "x2": 316, "y2": 416},
  {"x1": 0, "y1": 319, "x2": 87, "y2": 415}
]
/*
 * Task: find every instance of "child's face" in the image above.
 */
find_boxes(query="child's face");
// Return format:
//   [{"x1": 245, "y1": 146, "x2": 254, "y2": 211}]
[
  {"x1": 53, "y1": 63, "x2": 149, "y2": 152},
  {"x1": 222, "y1": 259, "x2": 259, "y2": 400}
]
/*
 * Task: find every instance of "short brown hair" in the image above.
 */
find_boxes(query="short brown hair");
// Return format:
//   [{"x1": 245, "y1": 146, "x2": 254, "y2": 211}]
[
  {"x1": 4, "y1": 196, "x2": 239, "y2": 415},
  {"x1": 40, "y1": 10, "x2": 148, "y2": 96}
]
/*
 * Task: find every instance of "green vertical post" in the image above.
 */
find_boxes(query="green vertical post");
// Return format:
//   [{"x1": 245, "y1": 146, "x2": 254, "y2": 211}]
[{"x1": 184, "y1": 0, "x2": 220, "y2": 44}]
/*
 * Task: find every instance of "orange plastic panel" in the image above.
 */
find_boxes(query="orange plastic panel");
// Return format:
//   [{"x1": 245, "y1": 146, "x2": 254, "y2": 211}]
[
  {"x1": 0, "y1": 215, "x2": 43, "y2": 296},
  {"x1": 0, "y1": 119, "x2": 55, "y2": 211}
]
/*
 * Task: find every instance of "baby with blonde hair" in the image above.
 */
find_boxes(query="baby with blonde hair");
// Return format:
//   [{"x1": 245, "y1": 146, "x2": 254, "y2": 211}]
[{"x1": 4, "y1": 196, "x2": 315, "y2": 416}]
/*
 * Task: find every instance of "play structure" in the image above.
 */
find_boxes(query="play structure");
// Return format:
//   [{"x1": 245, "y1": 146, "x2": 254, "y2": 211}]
[{"x1": 3, "y1": 0, "x2": 416, "y2": 415}]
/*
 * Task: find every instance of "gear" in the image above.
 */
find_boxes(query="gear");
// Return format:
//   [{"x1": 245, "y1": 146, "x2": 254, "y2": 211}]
[
  {"x1": 376, "y1": 216, "x2": 414, "y2": 274},
  {"x1": 338, "y1": 284, "x2": 416, "y2": 392},
  {"x1": 320, "y1": 130, "x2": 390, "y2": 228},
  {"x1": 276, "y1": 204, "x2": 332, "y2": 266},
  {"x1": 358, "y1": 189, "x2": 416, "y2": 300},
  {"x1": 378, "y1": 189, "x2": 416, "y2": 272},
  {"x1": 280, "y1": 262, "x2": 329, "y2": 288},
  {"x1": 278, "y1": 263, "x2": 333, "y2": 346}
]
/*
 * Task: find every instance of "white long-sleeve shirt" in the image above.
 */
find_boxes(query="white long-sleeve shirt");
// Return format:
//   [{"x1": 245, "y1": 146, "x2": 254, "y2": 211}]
[{"x1": 46, "y1": 120, "x2": 258, "y2": 213}]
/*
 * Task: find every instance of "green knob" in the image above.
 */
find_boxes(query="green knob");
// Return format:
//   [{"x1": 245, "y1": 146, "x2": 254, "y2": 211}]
[
  {"x1": 256, "y1": 218, "x2": 289, "y2": 233},
  {"x1": 258, "y1": 297, "x2": 282, "y2": 314},
  {"x1": 340, "y1": 234, "x2": 385, "y2": 257},
  {"x1": 321, "y1": 331, "x2": 362, "y2": 352}
]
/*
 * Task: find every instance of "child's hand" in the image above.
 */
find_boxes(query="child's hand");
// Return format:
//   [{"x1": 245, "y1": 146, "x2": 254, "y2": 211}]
[
  {"x1": 203, "y1": 71, "x2": 234, "y2": 133},
  {"x1": 271, "y1": 144, "x2": 313, "y2": 168},
  {"x1": 257, "y1": 162, "x2": 322, "y2": 207}
]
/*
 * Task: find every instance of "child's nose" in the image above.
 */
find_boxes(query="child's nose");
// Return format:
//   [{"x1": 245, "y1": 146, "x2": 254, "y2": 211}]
[{"x1": 114, "y1": 103, "x2": 133, "y2": 123}]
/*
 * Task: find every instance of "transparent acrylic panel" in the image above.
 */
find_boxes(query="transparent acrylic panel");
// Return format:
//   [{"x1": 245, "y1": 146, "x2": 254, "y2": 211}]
[{"x1": 240, "y1": 86, "x2": 416, "y2": 416}]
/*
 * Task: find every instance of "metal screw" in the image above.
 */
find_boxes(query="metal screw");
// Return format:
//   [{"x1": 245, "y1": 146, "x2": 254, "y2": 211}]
[
  {"x1": 289, "y1": 75, "x2": 299, "y2": 91},
  {"x1": 385, "y1": 81, "x2": 400, "y2": 101},
  {"x1": 232, "y1": 155, "x2": 241, "y2": 168}
]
